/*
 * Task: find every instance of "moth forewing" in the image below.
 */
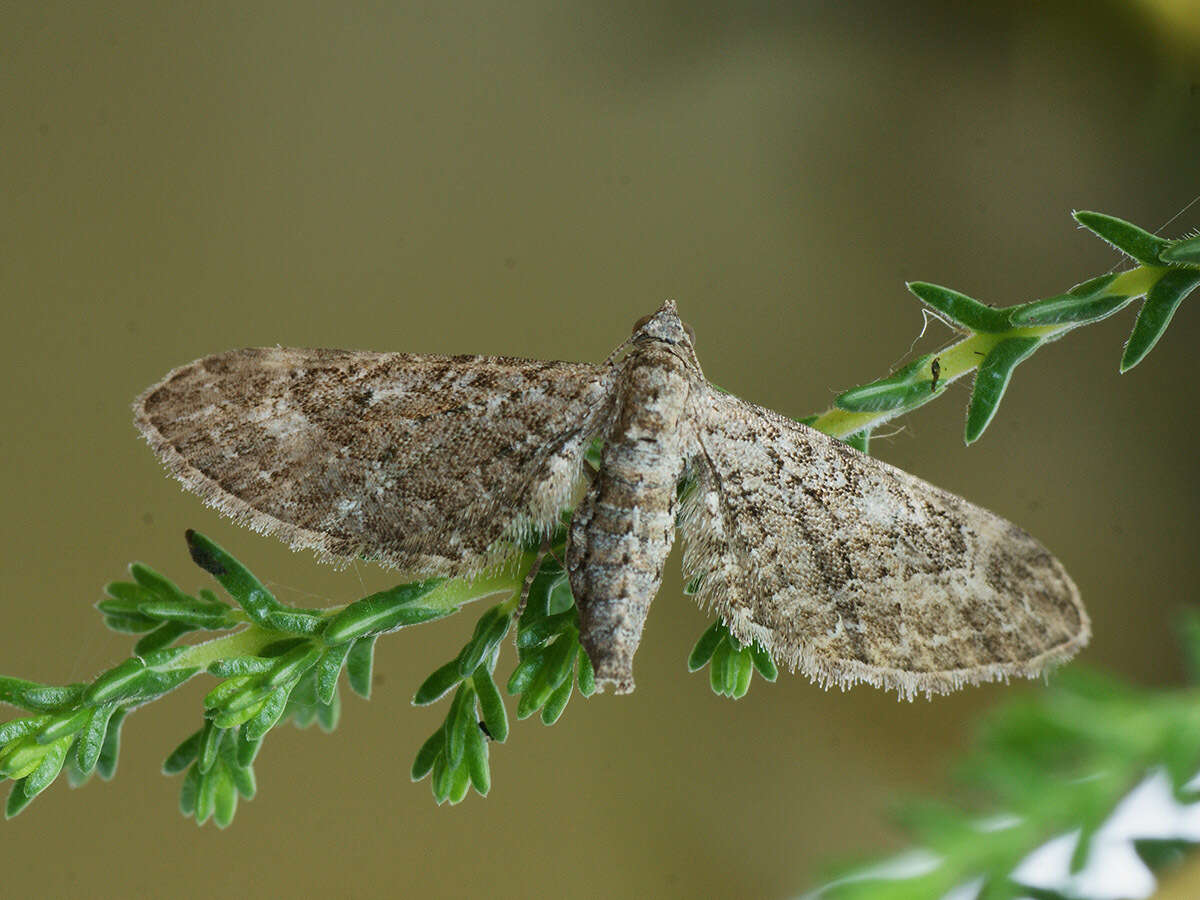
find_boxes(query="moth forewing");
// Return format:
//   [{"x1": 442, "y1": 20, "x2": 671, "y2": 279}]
[
  {"x1": 681, "y1": 388, "x2": 1088, "y2": 699},
  {"x1": 134, "y1": 348, "x2": 614, "y2": 575}
]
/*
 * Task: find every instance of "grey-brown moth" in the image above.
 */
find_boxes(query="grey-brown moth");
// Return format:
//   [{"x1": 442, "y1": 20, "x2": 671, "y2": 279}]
[{"x1": 134, "y1": 301, "x2": 1089, "y2": 697}]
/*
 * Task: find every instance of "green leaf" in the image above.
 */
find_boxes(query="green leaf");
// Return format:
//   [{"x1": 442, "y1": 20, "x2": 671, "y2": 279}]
[
  {"x1": 837, "y1": 381, "x2": 932, "y2": 415},
  {"x1": 163, "y1": 730, "x2": 203, "y2": 775},
  {"x1": 264, "y1": 644, "x2": 322, "y2": 688},
  {"x1": 710, "y1": 641, "x2": 733, "y2": 697},
  {"x1": 96, "y1": 708, "x2": 126, "y2": 780},
  {"x1": 473, "y1": 668, "x2": 508, "y2": 743},
  {"x1": 262, "y1": 609, "x2": 325, "y2": 635},
  {"x1": 6, "y1": 778, "x2": 37, "y2": 818},
  {"x1": 133, "y1": 621, "x2": 193, "y2": 654},
  {"x1": 234, "y1": 726, "x2": 262, "y2": 768},
  {"x1": 210, "y1": 760, "x2": 237, "y2": 828},
  {"x1": 1008, "y1": 275, "x2": 1125, "y2": 326},
  {"x1": 198, "y1": 722, "x2": 224, "y2": 774},
  {"x1": 515, "y1": 669, "x2": 555, "y2": 720},
  {"x1": 540, "y1": 676, "x2": 573, "y2": 725},
  {"x1": 97, "y1": 583, "x2": 159, "y2": 631},
  {"x1": 546, "y1": 576, "x2": 575, "y2": 615},
  {"x1": 411, "y1": 730, "x2": 443, "y2": 782},
  {"x1": 315, "y1": 643, "x2": 352, "y2": 705},
  {"x1": 464, "y1": 719, "x2": 490, "y2": 795},
  {"x1": 101, "y1": 612, "x2": 160, "y2": 633},
  {"x1": 74, "y1": 704, "x2": 117, "y2": 777},
  {"x1": 444, "y1": 684, "x2": 476, "y2": 770},
  {"x1": 1120, "y1": 268, "x2": 1200, "y2": 372},
  {"x1": 835, "y1": 354, "x2": 937, "y2": 413},
  {"x1": 99, "y1": 579, "x2": 152, "y2": 607},
  {"x1": 1074, "y1": 210, "x2": 1171, "y2": 265},
  {"x1": 430, "y1": 748, "x2": 451, "y2": 804},
  {"x1": 965, "y1": 337, "x2": 1041, "y2": 444},
  {"x1": 1160, "y1": 234, "x2": 1200, "y2": 265},
  {"x1": 100, "y1": 580, "x2": 156, "y2": 609},
  {"x1": 543, "y1": 635, "x2": 579, "y2": 690},
  {"x1": 84, "y1": 659, "x2": 150, "y2": 704},
  {"x1": 576, "y1": 649, "x2": 596, "y2": 697},
  {"x1": 456, "y1": 607, "x2": 511, "y2": 677},
  {"x1": 129, "y1": 562, "x2": 195, "y2": 606},
  {"x1": 185, "y1": 530, "x2": 284, "y2": 626},
  {"x1": 749, "y1": 643, "x2": 778, "y2": 682},
  {"x1": 0, "y1": 737, "x2": 44, "y2": 780},
  {"x1": 446, "y1": 760, "x2": 471, "y2": 805},
  {"x1": 515, "y1": 610, "x2": 575, "y2": 650},
  {"x1": 179, "y1": 764, "x2": 200, "y2": 817},
  {"x1": 346, "y1": 636, "x2": 376, "y2": 699},
  {"x1": 212, "y1": 692, "x2": 270, "y2": 729},
  {"x1": 63, "y1": 752, "x2": 90, "y2": 788},
  {"x1": 523, "y1": 565, "x2": 561, "y2": 619},
  {"x1": 0, "y1": 716, "x2": 49, "y2": 746},
  {"x1": 23, "y1": 736, "x2": 71, "y2": 799},
  {"x1": 195, "y1": 766, "x2": 217, "y2": 825},
  {"x1": 314, "y1": 683, "x2": 340, "y2": 732},
  {"x1": 244, "y1": 685, "x2": 291, "y2": 742},
  {"x1": 506, "y1": 650, "x2": 547, "y2": 695},
  {"x1": 322, "y1": 580, "x2": 449, "y2": 643},
  {"x1": 907, "y1": 282, "x2": 1011, "y2": 332},
  {"x1": 134, "y1": 598, "x2": 233, "y2": 630},
  {"x1": 204, "y1": 675, "x2": 255, "y2": 710},
  {"x1": 414, "y1": 660, "x2": 463, "y2": 706},
  {"x1": 730, "y1": 652, "x2": 754, "y2": 699},
  {"x1": 229, "y1": 756, "x2": 256, "y2": 800},
  {"x1": 35, "y1": 707, "x2": 92, "y2": 744},
  {"x1": 0, "y1": 677, "x2": 86, "y2": 712},
  {"x1": 283, "y1": 671, "x2": 320, "y2": 729},
  {"x1": 689, "y1": 620, "x2": 725, "y2": 671},
  {"x1": 136, "y1": 667, "x2": 197, "y2": 700},
  {"x1": 141, "y1": 646, "x2": 189, "y2": 668}
]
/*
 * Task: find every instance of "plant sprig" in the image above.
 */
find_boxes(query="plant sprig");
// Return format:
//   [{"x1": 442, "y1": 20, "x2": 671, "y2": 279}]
[
  {"x1": 1, "y1": 210, "x2": 1195, "y2": 821},
  {"x1": 0, "y1": 531, "x2": 518, "y2": 823},
  {"x1": 408, "y1": 551, "x2": 598, "y2": 803},
  {"x1": 812, "y1": 211, "x2": 1198, "y2": 445}
]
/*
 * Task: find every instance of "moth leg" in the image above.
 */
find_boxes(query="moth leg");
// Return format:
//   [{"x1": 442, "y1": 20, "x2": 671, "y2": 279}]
[{"x1": 514, "y1": 536, "x2": 554, "y2": 622}]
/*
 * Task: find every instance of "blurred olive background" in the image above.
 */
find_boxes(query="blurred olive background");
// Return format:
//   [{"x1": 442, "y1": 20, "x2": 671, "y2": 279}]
[{"x1": 3, "y1": 2, "x2": 1199, "y2": 897}]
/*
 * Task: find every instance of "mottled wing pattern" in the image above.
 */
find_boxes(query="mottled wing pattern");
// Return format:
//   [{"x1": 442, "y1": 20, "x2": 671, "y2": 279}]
[
  {"x1": 681, "y1": 388, "x2": 1090, "y2": 698},
  {"x1": 135, "y1": 348, "x2": 613, "y2": 574}
]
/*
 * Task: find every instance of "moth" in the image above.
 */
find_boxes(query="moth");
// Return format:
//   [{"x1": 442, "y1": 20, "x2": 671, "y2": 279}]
[{"x1": 134, "y1": 301, "x2": 1089, "y2": 697}]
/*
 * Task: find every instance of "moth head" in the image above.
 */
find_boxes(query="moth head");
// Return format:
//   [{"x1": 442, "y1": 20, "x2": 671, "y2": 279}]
[{"x1": 630, "y1": 300, "x2": 697, "y2": 350}]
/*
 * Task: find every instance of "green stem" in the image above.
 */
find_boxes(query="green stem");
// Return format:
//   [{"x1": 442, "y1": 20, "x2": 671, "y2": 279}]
[
  {"x1": 167, "y1": 555, "x2": 535, "y2": 672},
  {"x1": 810, "y1": 265, "x2": 1163, "y2": 439}
]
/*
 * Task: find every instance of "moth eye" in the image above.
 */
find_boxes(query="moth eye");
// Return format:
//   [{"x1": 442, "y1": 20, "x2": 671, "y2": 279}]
[
  {"x1": 683, "y1": 322, "x2": 696, "y2": 345},
  {"x1": 631, "y1": 313, "x2": 655, "y2": 334}
]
